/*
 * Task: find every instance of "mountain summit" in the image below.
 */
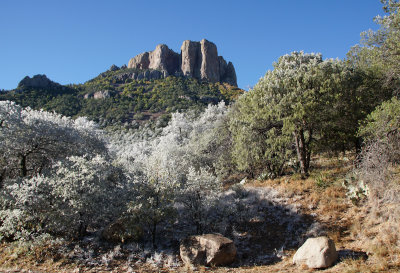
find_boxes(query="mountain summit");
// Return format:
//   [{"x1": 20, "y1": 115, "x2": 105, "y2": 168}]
[{"x1": 128, "y1": 39, "x2": 237, "y2": 86}]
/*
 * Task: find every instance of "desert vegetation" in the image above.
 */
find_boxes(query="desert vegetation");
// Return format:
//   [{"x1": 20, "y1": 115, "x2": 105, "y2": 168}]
[{"x1": 0, "y1": 0, "x2": 399, "y2": 272}]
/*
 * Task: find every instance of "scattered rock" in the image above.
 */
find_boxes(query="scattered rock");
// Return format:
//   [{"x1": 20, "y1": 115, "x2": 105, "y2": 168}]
[
  {"x1": 293, "y1": 236, "x2": 338, "y2": 269},
  {"x1": 114, "y1": 70, "x2": 163, "y2": 82},
  {"x1": 84, "y1": 90, "x2": 111, "y2": 99},
  {"x1": 180, "y1": 233, "x2": 236, "y2": 266},
  {"x1": 93, "y1": 90, "x2": 110, "y2": 99}
]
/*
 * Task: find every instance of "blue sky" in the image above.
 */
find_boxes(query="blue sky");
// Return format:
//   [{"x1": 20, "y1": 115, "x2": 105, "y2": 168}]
[{"x1": 0, "y1": 0, "x2": 383, "y2": 90}]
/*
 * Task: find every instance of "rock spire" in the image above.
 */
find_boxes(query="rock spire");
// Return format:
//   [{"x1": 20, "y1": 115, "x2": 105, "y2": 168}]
[{"x1": 128, "y1": 39, "x2": 237, "y2": 86}]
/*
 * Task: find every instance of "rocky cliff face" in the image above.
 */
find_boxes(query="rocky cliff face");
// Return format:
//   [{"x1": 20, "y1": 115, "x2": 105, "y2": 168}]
[
  {"x1": 128, "y1": 39, "x2": 237, "y2": 86},
  {"x1": 18, "y1": 74, "x2": 61, "y2": 89}
]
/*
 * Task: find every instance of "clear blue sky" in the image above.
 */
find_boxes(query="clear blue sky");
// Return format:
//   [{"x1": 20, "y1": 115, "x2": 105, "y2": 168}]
[{"x1": 0, "y1": 0, "x2": 383, "y2": 90}]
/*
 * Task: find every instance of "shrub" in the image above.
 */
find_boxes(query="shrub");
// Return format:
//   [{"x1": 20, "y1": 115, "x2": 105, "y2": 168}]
[{"x1": 0, "y1": 155, "x2": 127, "y2": 240}]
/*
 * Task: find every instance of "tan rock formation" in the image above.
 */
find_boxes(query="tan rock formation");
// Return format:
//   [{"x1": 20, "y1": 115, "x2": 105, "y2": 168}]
[
  {"x1": 200, "y1": 39, "x2": 220, "y2": 83},
  {"x1": 181, "y1": 40, "x2": 201, "y2": 78},
  {"x1": 128, "y1": 39, "x2": 238, "y2": 86}
]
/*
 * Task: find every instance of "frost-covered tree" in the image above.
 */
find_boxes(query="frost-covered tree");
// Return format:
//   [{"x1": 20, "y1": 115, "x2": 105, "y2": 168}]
[
  {"x1": 0, "y1": 155, "x2": 127, "y2": 239},
  {"x1": 128, "y1": 158, "x2": 178, "y2": 248},
  {"x1": 110, "y1": 102, "x2": 228, "y2": 179},
  {"x1": 230, "y1": 52, "x2": 343, "y2": 177},
  {"x1": 0, "y1": 102, "x2": 128, "y2": 240},
  {"x1": 0, "y1": 101, "x2": 106, "y2": 180},
  {"x1": 109, "y1": 103, "x2": 226, "y2": 244}
]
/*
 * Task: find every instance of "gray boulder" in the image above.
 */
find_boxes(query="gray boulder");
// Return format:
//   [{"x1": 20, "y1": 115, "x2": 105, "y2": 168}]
[
  {"x1": 293, "y1": 236, "x2": 338, "y2": 269},
  {"x1": 180, "y1": 233, "x2": 236, "y2": 266},
  {"x1": 93, "y1": 90, "x2": 110, "y2": 99}
]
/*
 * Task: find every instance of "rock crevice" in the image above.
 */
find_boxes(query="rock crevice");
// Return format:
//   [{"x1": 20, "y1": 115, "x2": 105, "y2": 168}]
[{"x1": 128, "y1": 39, "x2": 237, "y2": 86}]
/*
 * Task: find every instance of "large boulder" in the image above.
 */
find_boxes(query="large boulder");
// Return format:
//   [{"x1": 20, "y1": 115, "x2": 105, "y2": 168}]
[
  {"x1": 180, "y1": 233, "x2": 236, "y2": 266},
  {"x1": 93, "y1": 90, "x2": 110, "y2": 99},
  {"x1": 293, "y1": 236, "x2": 338, "y2": 269}
]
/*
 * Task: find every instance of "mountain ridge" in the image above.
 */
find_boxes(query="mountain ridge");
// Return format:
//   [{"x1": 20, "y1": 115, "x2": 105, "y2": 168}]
[
  {"x1": 128, "y1": 39, "x2": 237, "y2": 86},
  {"x1": 0, "y1": 39, "x2": 243, "y2": 128}
]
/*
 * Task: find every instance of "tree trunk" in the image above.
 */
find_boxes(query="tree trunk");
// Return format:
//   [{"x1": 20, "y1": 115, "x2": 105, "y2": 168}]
[
  {"x1": 293, "y1": 129, "x2": 309, "y2": 178},
  {"x1": 19, "y1": 154, "x2": 27, "y2": 177},
  {"x1": 152, "y1": 221, "x2": 157, "y2": 249},
  {"x1": 78, "y1": 213, "x2": 87, "y2": 238},
  {"x1": 355, "y1": 137, "x2": 362, "y2": 155}
]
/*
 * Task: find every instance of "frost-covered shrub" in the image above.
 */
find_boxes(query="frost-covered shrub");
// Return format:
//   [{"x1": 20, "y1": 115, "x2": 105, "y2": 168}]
[
  {"x1": 128, "y1": 176, "x2": 177, "y2": 247},
  {"x1": 178, "y1": 167, "x2": 221, "y2": 233},
  {"x1": 109, "y1": 103, "x2": 228, "y2": 244},
  {"x1": 0, "y1": 155, "x2": 127, "y2": 240},
  {"x1": 0, "y1": 101, "x2": 106, "y2": 180},
  {"x1": 109, "y1": 102, "x2": 228, "y2": 179}
]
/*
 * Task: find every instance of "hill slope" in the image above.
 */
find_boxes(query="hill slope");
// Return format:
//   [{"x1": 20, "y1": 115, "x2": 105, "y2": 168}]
[{"x1": 0, "y1": 68, "x2": 243, "y2": 127}]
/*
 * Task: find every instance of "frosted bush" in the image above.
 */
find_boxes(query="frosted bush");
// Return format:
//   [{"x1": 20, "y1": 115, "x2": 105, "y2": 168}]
[
  {"x1": 178, "y1": 167, "x2": 221, "y2": 233},
  {"x1": 0, "y1": 155, "x2": 127, "y2": 239},
  {"x1": 0, "y1": 100, "x2": 106, "y2": 179}
]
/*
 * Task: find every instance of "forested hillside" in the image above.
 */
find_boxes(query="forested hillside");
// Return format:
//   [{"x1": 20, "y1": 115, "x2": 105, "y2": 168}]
[
  {"x1": 0, "y1": 1, "x2": 399, "y2": 272},
  {"x1": 0, "y1": 68, "x2": 242, "y2": 128}
]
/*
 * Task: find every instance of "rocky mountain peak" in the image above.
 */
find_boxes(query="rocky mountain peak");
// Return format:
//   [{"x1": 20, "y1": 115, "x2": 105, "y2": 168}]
[
  {"x1": 128, "y1": 39, "x2": 237, "y2": 86},
  {"x1": 18, "y1": 74, "x2": 61, "y2": 89}
]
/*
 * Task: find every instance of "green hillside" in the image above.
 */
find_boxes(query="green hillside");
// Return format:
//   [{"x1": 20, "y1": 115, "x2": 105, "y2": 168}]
[{"x1": 0, "y1": 67, "x2": 243, "y2": 127}]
